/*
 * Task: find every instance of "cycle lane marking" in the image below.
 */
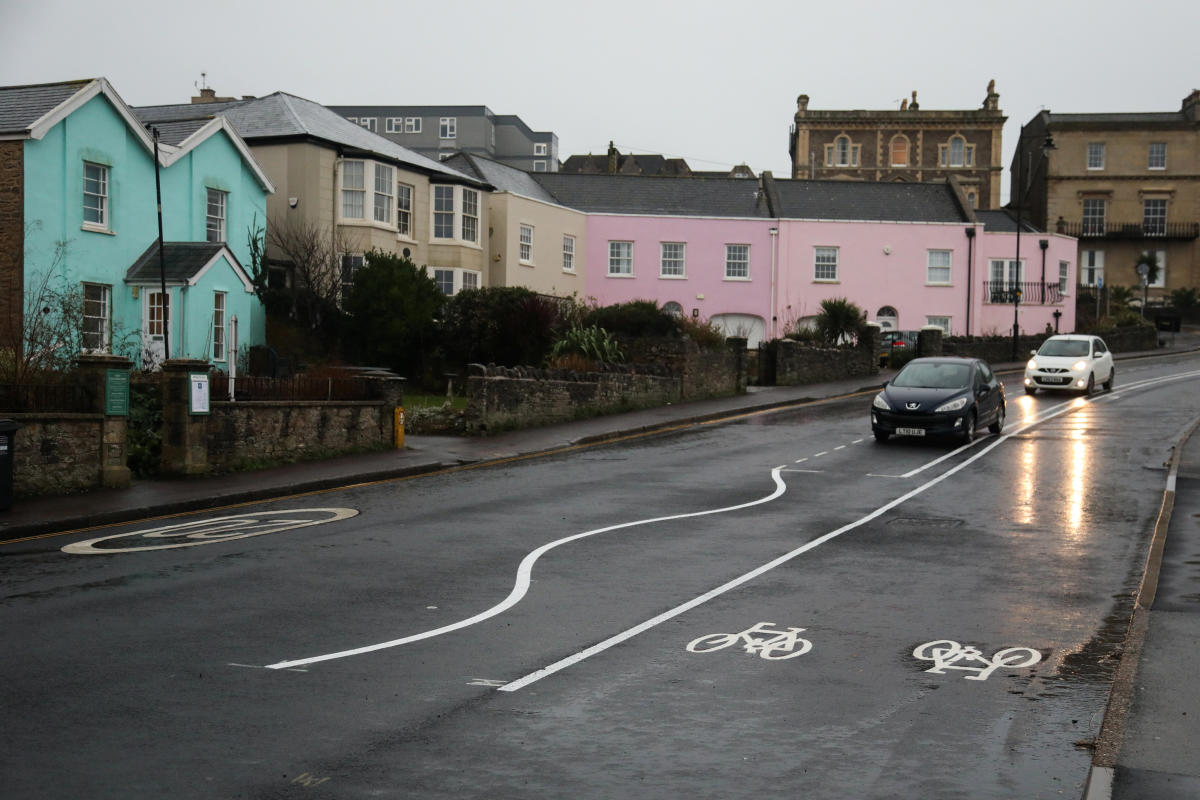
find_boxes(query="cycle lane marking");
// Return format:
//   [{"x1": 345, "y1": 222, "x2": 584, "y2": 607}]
[{"x1": 499, "y1": 374, "x2": 1200, "y2": 692}]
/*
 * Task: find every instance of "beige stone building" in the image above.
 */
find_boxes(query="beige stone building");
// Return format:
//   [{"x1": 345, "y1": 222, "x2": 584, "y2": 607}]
[
  {"x1": 444, "y1": 154, "x2": 586, "y2": 299},
  {"x1": 790, "y1": 82, "x2": 1006, "y2": 210},
  {"x1": 1013, "y1": 91, "x2": 1200, "y2": 298}
]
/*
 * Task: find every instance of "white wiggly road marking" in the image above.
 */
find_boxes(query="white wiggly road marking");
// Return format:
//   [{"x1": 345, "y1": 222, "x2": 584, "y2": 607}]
[{"x1": 265, "y1": 469, "x2": 789, "y2": 670}]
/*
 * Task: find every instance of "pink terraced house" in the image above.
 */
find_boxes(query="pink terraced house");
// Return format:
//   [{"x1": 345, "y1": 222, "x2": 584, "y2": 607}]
[{"x1": 532, "y1": 173, "x2": 1076, "y2": 345}]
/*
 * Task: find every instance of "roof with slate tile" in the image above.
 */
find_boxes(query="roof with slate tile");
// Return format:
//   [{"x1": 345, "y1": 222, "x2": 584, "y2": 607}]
[
  {"x1": 0, "y1": 80, "x2": 92, "y2": 135},
  {"x1": 771, "y1": 179, "x2": 969, "y2": 223},
  {"x1": 136, "y1": 92, "x2": 486, "y2": 185},
  {"x1": 531, "y1": 173, "x2": 771, "y2": 217},
  {"x1": 442, "y1": 153, "x2": 559, "y2": 204},
  {"x1": 125, "y1": 241, "x2": 250, "y2": 289}
]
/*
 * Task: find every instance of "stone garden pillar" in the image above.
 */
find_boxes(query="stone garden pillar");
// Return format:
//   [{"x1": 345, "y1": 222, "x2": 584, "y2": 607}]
[
  {"x1": 160, "y1": 359, "x2": 210, "y2": 476},
  {"x1": 75, "y1": 353, "x2": 133, "y2": 488}
]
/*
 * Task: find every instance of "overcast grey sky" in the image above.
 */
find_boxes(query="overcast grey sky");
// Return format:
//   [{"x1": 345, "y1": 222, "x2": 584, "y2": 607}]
[{"x1": 3, "y1": 0, "x2": 1197, "y2": 198}]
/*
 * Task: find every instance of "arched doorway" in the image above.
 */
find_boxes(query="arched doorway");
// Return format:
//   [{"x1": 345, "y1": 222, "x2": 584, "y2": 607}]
[{"x1": 875, "y1": 306, "x2": 898, "y2": 330}]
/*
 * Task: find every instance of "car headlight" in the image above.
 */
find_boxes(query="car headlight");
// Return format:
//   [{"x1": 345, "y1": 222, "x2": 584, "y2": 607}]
[
  {"x1": 935, "y1": 396, "x2": 969, "y2": 412},
  {"x1": 873, "y1": 392, "x2": 890, "y2": 410},
  {"x1": 1073, "y1": 360, "x2": 1088, "y2": 371},
  {"x1": 1027, "y1": 359, "x2": 1038, "y2": 370}
]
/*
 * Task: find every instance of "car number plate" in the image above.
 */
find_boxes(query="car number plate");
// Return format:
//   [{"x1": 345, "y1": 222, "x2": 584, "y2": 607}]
[
  {"x1": 1041, "y1": 377, "x2": 1068, "y2": 384},
  {"x1": 896, "y1": 427, "x2": 925, "y2": 437}
]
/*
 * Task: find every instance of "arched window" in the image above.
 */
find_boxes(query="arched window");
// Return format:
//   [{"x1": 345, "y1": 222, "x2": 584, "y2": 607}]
[
  {"x1": 663, "y1": 301, "x2": 683, "y2": 317},
  {"x1": 837, "y1": 137, "x2": 850, "y2": 166},
  {"x1": 825, "y1": 135, "x2": 860, "y2": 167},
  {"x1": 940, "y1": 135, "x2": 975, "y2": 168},
  {"x1": 890, "y1": 137, "x2": 909, "y2": 167}
]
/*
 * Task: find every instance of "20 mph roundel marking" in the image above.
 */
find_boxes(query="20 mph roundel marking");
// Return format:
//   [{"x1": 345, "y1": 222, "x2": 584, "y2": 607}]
[{"x1": 61, "y1": 508, "x2": 359, "y2": 554}]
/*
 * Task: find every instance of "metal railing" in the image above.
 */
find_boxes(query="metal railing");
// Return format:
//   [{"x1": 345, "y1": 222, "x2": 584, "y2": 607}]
[
  {"x1": 1057, "y1": 221, "x2": 1200, "y2": 240},
  {"x1": 208, "y1": 374, "x2": 375, "y2": 402},
  {"x1": 982, "y1": 281, "x2": 1064, "y2": 305}
]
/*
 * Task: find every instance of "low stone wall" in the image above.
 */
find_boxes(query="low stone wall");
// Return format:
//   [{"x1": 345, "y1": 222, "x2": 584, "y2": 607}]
[
  {"x1": 772, "y1": 330, "x2": 880, "y2": 386},
  {"x1": 943, "y1": 325, "x2": 1157, "y2": 363},
  {"x1": 9, "y1": 413, "x2": 104, "y2": 497},
  {"x1": 466, "y1": 364, "x2": 680, "y2": 433},
  {"x1": 620, "y1": 337, "x2": 747, "y2": 399},
  {"x1": 206, "y1": 402, "x2": 394, "y2": 471}
]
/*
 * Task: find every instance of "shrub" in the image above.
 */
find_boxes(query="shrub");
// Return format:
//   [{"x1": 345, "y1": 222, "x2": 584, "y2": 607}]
[
  {"x1": 583, "y1": 300, "x2": 679, "y2": 339},
  {"x1": 342, "y1": 250, "x2": 445, "y2": 376},
  {"x1": 439, "y1": 286, "x2": 565, "y2": 368},
  {"x1": 678, "y1": 315, "x2": 727, "y2": 349},
  {"x1": 815, "y1": 298, "x2": 866, "y2": 346},
  {"x1": 548, "y1": 325, "x2": 624, "y2": 366}
]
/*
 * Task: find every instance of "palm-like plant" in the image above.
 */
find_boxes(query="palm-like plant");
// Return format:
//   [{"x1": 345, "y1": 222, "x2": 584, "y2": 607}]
[{"x1": 815, "y1": 298, "x2": 866, "y2": 346}]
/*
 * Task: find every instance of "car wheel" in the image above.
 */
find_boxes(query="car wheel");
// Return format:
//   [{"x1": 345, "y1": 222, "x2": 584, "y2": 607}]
[
  {"x1": 873, "y1": 429, "x2": 889, "y2": 443},
  {"x1": 959, "y1": 412, "x2": 976, "y2": 444},
  {"x1": 1103, "y1": 368, "x2": 1114, "y2": 392},
  {"x1": 988, "y1": 403, "x2": 1005, "y2": 434},
  {"x1": 1024, "y1": 386, "x2": 1037, "y2": 395},
  {"x1": 1084, "y1": 374, "x2": 1095, "y2": 396}
]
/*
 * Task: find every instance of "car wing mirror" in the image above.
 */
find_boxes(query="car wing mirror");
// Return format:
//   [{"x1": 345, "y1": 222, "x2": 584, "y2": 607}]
[{"x1": 1029, "y1": 349, "x2": 1037, "y2": 357}]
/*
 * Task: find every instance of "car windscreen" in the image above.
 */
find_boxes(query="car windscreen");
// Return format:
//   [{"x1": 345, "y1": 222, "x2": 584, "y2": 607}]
[
  {"x1": 1038, "y1": 339, "x2": 1090, "y2": 357},
  {"x1": 891, "y1": 363, "x2": 971, "y2": 389}
]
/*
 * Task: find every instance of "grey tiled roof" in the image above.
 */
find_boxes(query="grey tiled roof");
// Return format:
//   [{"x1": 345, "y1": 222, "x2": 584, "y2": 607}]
[
  {"x1": 772, "y1": 180, "x2": 968, "y2": 223},
  {"x1": 0, "y1": 80, "x2": 91, "y2": 134},
  {"x1": 146, "y1": 119, "x2": 211, "y2": 146},
  {"x1": 443, "y1": 153, "x2": 558, "y2": 204},
  {"x1": 975, "y1": 209, "x2": 1042, "y2": 233},
  {"x1": 136, "y1": 93, "x2": 484, "y2": 184},
  {"x1": 532, "y1": 174, "x2": 770, "y2": 217},
  {"x1": 125, "y1": 242, "x2": 230, "y2": 283}
]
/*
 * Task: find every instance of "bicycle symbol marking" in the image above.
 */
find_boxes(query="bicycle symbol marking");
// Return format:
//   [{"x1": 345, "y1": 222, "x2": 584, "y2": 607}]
[
  {"x1": 687, "y1": 621, "x2": 813, "y2": 660},
  {"x1": 913, "y1": 639, "x2": 1042, "y2": 681}
]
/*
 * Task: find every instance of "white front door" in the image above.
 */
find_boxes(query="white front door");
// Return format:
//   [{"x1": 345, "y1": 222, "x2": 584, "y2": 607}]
[{"x1": 142, "y1": 289, "x2": 170, "y2": 368}]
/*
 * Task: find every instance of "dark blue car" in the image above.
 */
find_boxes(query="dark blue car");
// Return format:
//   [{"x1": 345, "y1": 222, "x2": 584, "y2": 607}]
[{"x1": 871, "y1": 357, "x2": 1005, "y2": 444}]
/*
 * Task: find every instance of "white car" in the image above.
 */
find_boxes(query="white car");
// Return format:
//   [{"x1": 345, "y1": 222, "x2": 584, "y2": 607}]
[{"x1": 1024, "y1": 334, "x2": 1114, "y2": 395}]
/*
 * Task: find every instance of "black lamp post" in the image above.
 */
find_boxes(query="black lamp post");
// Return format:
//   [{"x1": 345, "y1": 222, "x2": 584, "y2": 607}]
[{"x1": 1011, "y1": 124, "x2": 1056, "y2": 361}]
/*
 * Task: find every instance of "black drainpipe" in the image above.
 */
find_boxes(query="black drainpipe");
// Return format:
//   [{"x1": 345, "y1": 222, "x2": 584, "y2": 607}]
[{"x1": 965, "y1": 226, "x2": 976, "y2": 335}]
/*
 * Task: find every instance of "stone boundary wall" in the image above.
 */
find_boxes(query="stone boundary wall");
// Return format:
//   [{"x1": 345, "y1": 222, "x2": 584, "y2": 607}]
[
  {"x1": 8, "y1": 413, "x2": 105, "y2": 498},
  {"x1": 466, "y1": 364, "x2": 680, "y2": 433},
  {"x1": 942, "y1": 326, "x2": 1158, "y2": 363},
  {"x1": 205, "y1": 401, "x2": 395, "y2": 471},
  {"x1": 772, "y1": 329, "x2": 880, "y2": 386}
]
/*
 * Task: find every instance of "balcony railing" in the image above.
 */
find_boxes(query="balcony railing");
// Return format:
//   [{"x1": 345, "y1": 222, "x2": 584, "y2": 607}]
[
  {"x1": 983, "y1": 281, "x2": 1064, "y2": 305},
  {"x1": 1057, "y1": 221, "x2": 1200, "y2": 240}
]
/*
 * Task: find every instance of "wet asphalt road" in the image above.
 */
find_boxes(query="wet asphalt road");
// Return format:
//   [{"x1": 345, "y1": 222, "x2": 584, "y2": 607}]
[{"x1": 3, "y1": 353, "x2": 1200, "y2": 799}]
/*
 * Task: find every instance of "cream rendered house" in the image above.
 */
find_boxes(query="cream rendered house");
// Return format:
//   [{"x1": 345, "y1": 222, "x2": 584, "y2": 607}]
[
  {"x1": 444, "y1": 153, "x2": 585, "y2": 298},
  {"x1": 136, "y1": 92, "x2": 492, "y2": 296}
]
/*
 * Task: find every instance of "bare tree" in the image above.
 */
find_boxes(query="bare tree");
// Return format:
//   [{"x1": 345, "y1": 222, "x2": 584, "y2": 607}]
[{"x1": 257, "y1": 216, "x2": 361, "y2": 332}]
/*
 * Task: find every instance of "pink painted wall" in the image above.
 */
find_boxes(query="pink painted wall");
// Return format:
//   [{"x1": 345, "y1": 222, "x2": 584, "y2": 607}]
[
  {"x1": 586, "y1": 213, "x2": 1078, "y2": 341},
  {"x1": 585, "y1": 215, "x2": 773, "y2": 335}
]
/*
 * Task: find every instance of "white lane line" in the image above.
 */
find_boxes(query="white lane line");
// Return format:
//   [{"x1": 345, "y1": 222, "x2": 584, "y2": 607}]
[
  {"x1": 853, "y1": 439, "x2": 864, "y2": 444},
  {"x1": 499, "y1": 374, "x2": 1200, "y2": 692},
  {"x1": 264, "y1": 469, "x2": 789, "y2": 670},
  {"x1": 794, "y1": 458, "x2": 808, "y2": 464},
  {"x1": 814, "y1": 451, "x2": 829, "y2": 457},
  {"x1": 834, "y1": 445, "x2": 846, "y2": 451},
  {"x1": 783, "y1": 469, "x2": 823, "y2": 473}
]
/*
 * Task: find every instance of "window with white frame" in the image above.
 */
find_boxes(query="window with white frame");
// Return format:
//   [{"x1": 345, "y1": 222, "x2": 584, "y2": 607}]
[
  {"x1": 434, "y1": 268, "x2": 454, "y2": 295},
  {"x1": 341, "y1": 161, "x2": 365, "y2": 219},
  {"x1": 212, "y1": 292, "x2": 226, "y2": 361},
  {"x1": 1082, "y1": 198, "x2": 1106, "y2": 235},
  {"x1": 519, "y1": 224, "x2": 533, "y2": 263},
  {"x1": 405, "y1": 117, "x2": 422, "y2": 133},
  {"x1": 461, "y1": 271, "x2": 479, "y2": 291},
  {"x1": 439, "y1": 117, "x2": 456, "y2": 139},
  {"x1": 825, "y1": 135, "x2": 859, "y2": 167},
  {"x1": 534, "y1": 143, "x2": 548, "y2": 156},
  {"x1": 373, "y1": 164, "x2": 394, "y2": 224},
  {"x1": 814, "y1": 247, "x2": 838, "y2": 281},
  {"x1": 660, "y1": 242, "x2": 685, "y2": 277},
  {"x1": 385, "y1": 117, "x2": 404, "y2": 133},
  {"x1": 926, "y1": 316, "x2": 951, "y2": 333},
  {"x1": 357, "y1": 117, "x2": 376, "y2": 132},
  {"x1": 940, "y1": 136, "x2": 974, "y2": 167},
  {"x1": 1081, "y1": 250, "x2": 1104, "y2": 286},
  {"x1": 989, "y1": 259, "x2": 1024, "y2": 291},
  {"x1": 206, "y1": 188, "x2": 227, "y2": 243},
  {"x1": 927, "y1": 250, "x2": 952, "y2": 284},
  {"x1": 1058, "y1": 260, "x2": 1070, "y2": 294},
  {"x1": 533, "y1": 161, "x2": 547, "y2": 172},
  {"x1": 725, "y1": 244, "x2": 749, "y2": 279},
  {"x1": 1087, "y1": 142, "x2": 1106, "y2": 170},
  {"x1": 1144, "y1": 198, "x2": 1167, "y2": 236},
  {"x1": 890, "y1": 136, "x2": 909, "y2": 167},
  {"x1": 396, "y1": 184, "x2": 413, "y2": 237},
  {"x1": 1148, "y1": 142, "x2": 1167, "y2": 169},
  {"x1": 609, "y1": 241, "x2": 633, "y2": 276},
  {"x1": 83, "y1": 162, "x2": 109, "y2": 228},
  {"x1": 82, "y1": 283, "x2": 111, "y2": 351},
  {"x1": 462, "y1": 189, "x2": 479, "y2": 243},
  {"x1": 433, "y1": 186, "x2": 455, "y2": 239},
  {"x1": 562, "y1": 235, "x2": 576, "y2": 271},
  {"x1": 340, "y1": 254, "x2": 363, "y2": 299}
]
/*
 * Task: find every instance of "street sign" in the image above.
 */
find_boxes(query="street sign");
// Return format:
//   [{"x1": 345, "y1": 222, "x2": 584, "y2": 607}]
[{"x1": 104, "y1": 369, "x2": 129, "y2": 416}]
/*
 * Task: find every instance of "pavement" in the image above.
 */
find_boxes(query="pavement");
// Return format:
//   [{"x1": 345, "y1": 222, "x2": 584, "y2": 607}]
[{"x1": 2, "y1": 332, "x2": 1199, "y2": 799}]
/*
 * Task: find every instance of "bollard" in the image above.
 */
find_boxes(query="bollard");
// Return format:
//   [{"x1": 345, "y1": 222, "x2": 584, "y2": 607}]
[{"x1": 394, "y1": 406, "x2": 405, "y2": 449}]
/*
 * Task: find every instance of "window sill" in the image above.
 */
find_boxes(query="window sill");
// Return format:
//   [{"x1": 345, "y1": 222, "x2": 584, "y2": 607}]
[
  {"x1": 925, "y1": 282, "x2": 953, "y2": 288},
  {"x1": 723, "y1": 277, "x2": 751, "y2": 282},
  {"x1": 562, "y1": 268, "x2": 576, "y2": 274},
  {"x1": 659, "y1": 274, "x2": 686, "y2": 280},
  {"x1": 520, "y1": 261, "x2": 534, "y2": 268},
  {"x1": 607, "y1": 273, "x2": 635, "y2": 278},
  {"x1": 341, "y1": 218, "x2": 398, "y2": 234},
  {"x1": 81, "y1": 223, "x2": 114, "y2": 235},
  {"x1": 813, "y1": 279, "x2": 839, "y2": 284}
]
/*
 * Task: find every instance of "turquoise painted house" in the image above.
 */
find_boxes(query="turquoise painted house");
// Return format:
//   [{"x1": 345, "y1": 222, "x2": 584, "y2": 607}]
[{"x1": 0, "y1": 78, "x2": 274, "y2": 369}]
